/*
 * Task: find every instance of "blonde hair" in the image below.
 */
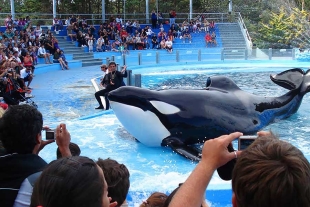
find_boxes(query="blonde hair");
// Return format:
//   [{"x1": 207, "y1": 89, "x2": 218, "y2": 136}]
[{"x1": 139, "y1": 192, "x2": 167, "y2": 207}]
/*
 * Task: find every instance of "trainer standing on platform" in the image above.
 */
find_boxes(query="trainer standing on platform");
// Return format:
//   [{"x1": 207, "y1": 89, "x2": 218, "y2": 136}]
[{"x1": 95, "y1": 62, "x2": 127, "y2": 110}]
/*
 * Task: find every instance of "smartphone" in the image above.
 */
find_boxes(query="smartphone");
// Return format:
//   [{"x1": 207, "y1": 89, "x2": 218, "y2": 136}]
[
  {"x1": 238, "y1": 135, "x2": 257, "y2": 150},
  {"x1": 45, "y1": 130, "x2": 55, "y2": 140}
]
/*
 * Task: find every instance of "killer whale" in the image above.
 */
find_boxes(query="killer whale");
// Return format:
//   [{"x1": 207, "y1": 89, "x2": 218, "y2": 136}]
[{"x1": 108, "y1": 68, "x2": 310, "y2": 161}]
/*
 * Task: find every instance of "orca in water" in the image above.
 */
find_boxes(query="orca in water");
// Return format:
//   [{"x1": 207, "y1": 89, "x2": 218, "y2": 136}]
[{"x1": 108, "y1": 68, "x2": 310, "y2": 161}]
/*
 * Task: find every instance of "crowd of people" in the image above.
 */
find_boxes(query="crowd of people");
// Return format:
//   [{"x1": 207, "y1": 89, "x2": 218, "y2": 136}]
[
  {"x1": 1, "y1": 104, "x2": 309, "y2": 207},
  {"x1": 2, "y1": 13, "x2": 308, "y2": 207},
  {"x1": 63, "y1": 12, "x2": 217, "y2": 54}
]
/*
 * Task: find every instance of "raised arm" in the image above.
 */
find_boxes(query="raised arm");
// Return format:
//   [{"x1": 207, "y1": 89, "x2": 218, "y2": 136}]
[{"x1": 168, "y1": 132, "x2": 242, "y2": 207}]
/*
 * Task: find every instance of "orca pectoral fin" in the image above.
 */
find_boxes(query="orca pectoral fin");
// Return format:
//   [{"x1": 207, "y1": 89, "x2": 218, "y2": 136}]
[
  {"x1": 162, "y1": 137, "x2": 201, "y2": 161},
  {"x1": 172, "y1": 146, "x2": 202, "y2": 161}
]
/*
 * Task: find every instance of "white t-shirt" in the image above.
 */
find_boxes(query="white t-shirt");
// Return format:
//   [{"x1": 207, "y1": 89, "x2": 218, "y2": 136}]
[
  {"x1": 20, "y1": 68, "x2": 32, "y2": 79},
  {"x1": 166, "y1": 40, "x2": 173, "y2": 47},
  {"x1": 38, "y1": 47, "x2": 46, "y2": 55}
]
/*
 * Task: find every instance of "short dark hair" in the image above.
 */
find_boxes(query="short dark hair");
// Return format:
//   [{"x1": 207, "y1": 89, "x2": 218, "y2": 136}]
[
  {"x1": 140, "y1": 192, "x2": 168, "y2": 207},
  {"x1": 31, "y1": 156, "x2": 105, "y2": 207},
  {"x1": 56, "y1": 142, "x2": 81, "y2": 159},
  {"x1": 108, "y1": 61, "x2": 117, "y2": 67},
  {"x1": 96, "y1": 158, "x2": 130, "y2": 207},
  {"x1": 232, "y1": 133, "x2": 310, "y2": 207},
  {"x1": 0, "y1": 105, "x2": 43, "y2": 154}
]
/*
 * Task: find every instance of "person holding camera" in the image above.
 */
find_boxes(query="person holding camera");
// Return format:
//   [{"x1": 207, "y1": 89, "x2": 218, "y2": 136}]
[
  {"x1": 167, "y1": 131, "x2": 310, "y2": 207},
  {"x1": 0, "y1": 105, "x2": 72, "y2": 207},
  {"x1": 94, "y1": 62, "x2": 127, "y2": 110},
  {"x1": 20, "y1": 66, "x2": 34, "y2": 89}
]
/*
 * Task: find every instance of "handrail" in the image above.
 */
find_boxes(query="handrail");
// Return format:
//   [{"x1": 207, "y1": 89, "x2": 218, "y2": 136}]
[
  {"x1": 235, "y1": 12, "x2": 253, "y2": 54},
  {"x1": 1, "y1": 12, "x2": 238, "y2": 25}
]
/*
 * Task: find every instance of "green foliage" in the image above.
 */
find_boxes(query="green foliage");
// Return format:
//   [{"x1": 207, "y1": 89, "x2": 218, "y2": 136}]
[{"x1": 251, "y1": 7, "x2": 310, "y2": 49}]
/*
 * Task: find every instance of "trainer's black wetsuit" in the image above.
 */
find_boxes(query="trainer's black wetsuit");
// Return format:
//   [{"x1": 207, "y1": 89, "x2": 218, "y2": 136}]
[{"x1": 95, "y1": 70, "x2": 127, "y2": 110}]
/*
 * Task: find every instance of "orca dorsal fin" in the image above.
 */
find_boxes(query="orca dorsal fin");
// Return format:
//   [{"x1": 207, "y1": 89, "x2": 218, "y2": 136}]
[{"x1": 270, "y1": 68, "x2": 305, "y2": 90}]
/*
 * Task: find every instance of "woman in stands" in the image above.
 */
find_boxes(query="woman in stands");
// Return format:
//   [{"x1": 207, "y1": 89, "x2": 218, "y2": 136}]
[
  {"x1": 23, "y1": 52, "x2": 35, "y2": 73},
  {"x1": 53, "y1": 48, "x2": 68, "y2": 70},
  {"x1": 165, "y1": 37, "x2": 173, "y2": 53}
]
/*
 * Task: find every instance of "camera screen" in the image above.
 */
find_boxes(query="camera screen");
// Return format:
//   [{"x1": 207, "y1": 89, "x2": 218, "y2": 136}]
[
  {"x1": 238, "y1": 136, "x2": 257, "y2": 150},
  {"x1": 46, "y1": 130, "x2": 55, "y2": 140}
]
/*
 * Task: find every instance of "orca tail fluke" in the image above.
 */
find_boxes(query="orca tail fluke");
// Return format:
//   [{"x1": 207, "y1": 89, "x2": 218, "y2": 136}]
[
  {"x1": 162, "y1": 137, "x2": 202, "y2": 161},
  {"x1": 270, "y1": 68, "x2": 304, "y2": 90}
]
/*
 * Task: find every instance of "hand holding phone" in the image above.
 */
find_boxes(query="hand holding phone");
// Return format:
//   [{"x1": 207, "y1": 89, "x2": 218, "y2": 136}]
[{"x1": 238, "y1": 135, "x2": 257, "y2": 150}]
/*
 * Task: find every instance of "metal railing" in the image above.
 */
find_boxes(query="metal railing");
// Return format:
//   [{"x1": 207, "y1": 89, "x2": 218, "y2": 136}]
[{"x1": 1, "y1": 12, "x2": 238, "y2": 26}]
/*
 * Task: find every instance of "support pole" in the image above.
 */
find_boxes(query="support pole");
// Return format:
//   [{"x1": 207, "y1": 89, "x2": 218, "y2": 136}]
[
  {"x1": 146, "y1": 0, "x2": 150, "y2": 24},
  {"x1": 102, "y1": 0, "x2": 106, "y2": 22},
  {"x1": 176, "y1": 50, "x2": 180, "y2": 62},
  {"x1": 189, "y1": 0, "x2": 193, "y2": 20},
  {"x1": 10, "y1": 0, "x2": 15, "y2": 20},
  {"x1": 53, "y1": 0, "x2": 56, "y2": 18},
  {"x1": 198, "y1": 49, "x2": 201, "y2": 61}
]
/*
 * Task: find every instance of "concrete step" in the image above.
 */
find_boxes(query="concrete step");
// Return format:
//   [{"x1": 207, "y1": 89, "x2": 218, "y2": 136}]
[
  {"x1": 82, "y1": 60, "x2": 103, "y2": 67},
  {"x1": 75, "y1": 58, "x2": 102, "y2": 62},
  {"x1": 73, "y1": 53, "x2": 95, "y2": 58}
]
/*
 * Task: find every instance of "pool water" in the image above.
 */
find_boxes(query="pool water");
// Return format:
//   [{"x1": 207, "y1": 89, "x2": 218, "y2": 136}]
[{"x1": 32, "y1": 64, "x2": 310, "y2": 207}]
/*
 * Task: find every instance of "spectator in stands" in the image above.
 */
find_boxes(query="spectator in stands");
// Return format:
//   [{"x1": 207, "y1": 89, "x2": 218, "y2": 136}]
[
  {"x1": 77, "y1": 31, "x2": 87, "y2": 47},
  {"x1": 53, "y1": 48, "x2": 69, "y2": 70},
  {"x1": 209, "y1": 20, "x2": 215, "y2": 31},
  {"x1": 182, "y1": 28, "x2": 192, "y2": 43},
  {"x1": 4, "y1": 15, "x2": 13, "y2": 29},
  {"x1": 120, "y1": 28, "x2": 128, "y2": 43},
  {"x1": 53, "y1": 18, "x2": 60, "y2": 31},
  {"x1": 167, "y1": 131, "x2": 310, "y2": 207},
  {"x1": 30, "y1": 156, "x2": 116, "y2": 207},
  {"x1": 20, "y1": 66, "x2": 34, "y2": 88},
  {"x1": 38, "y1": 44, "x2": 52, "y2": 64},
  {"x1": 0, "y1": 105, "x2": 72, "y2": 207},
  {"x1": 151, "y1": 33, "x2": 158, "y2": 49},
  {"x1": 97, "y1": 36, "x2": 105, "y2": 52},
  {"x1": 151, "y1": 10, "x2": 157, "y2": 29},
  {"x1": 159, "y1": 38, "x2": 166, "y2": 49},
  {"x1": 97, "y1": 158, "x2": 130, "y2": 207},
  {"x1": 165, "y1": 37, "x2": 173, "y2": 53},
  {"x1": 140, "y1": 192, "x2": 168, "y2": 207},
  {"x1": 23, "y1": 52, "x2": 34, "y2": 74},
  {"x1": 126, "y1": 34, "x2": 135, "y2": 50},
  {"x1": 211, "y1": 31, "x2": 217, "y2": 46},
  {"x1": 88, "y1": 37, "x2": 94, "y2": 53},
  {"x1": 169, "y1": 10, "x2": 176, "y2": 27},
  {"x1": 205, "y1": 32, "x2": 212, "y2": 47},
  {"x1": 135, "y1": 34, "x2": 144, "y2": 50}
]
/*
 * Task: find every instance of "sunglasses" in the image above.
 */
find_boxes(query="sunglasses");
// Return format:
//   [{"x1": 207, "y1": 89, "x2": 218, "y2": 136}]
[{"x1": 101, "y1": 67, "x2": 107, "y2": 69}]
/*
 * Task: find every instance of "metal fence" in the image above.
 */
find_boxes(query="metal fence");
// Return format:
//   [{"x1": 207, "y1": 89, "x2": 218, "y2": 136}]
[{"x1": 1, "y1": 12, "x2": 235, "y2": 25}]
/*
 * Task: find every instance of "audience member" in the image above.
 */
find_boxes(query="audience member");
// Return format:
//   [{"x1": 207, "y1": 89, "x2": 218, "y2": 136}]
[
  {"x1": 0, "y1": 104, "x2": 72, "y2": 207},
  {"x1": 97, "y1": 158, "x2": 130, "y2": 207},
  {"x1": 56, "y1": 142, "x2": 81, "y2": 159},
  {"x1": 167, "y1": 131, "x2": 310, "y2": 207},
  {"x1": 30, "y1": 156, "x2": 117, "y2": 207},
  {"x1": 38, "y1": 45, "x2": 52, "y2": 64},
  {"x1": 53, "y1": 48, "x2": 69, "y2": 70},
  {"x1": 140, "y1": 192, "x2": 168, "y2": 207}
]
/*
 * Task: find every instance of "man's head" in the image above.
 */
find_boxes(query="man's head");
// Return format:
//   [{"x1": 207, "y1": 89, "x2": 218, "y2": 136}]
[
  {"x1": 0, "y1": 105, "x2": 43, "y2": 154},
  {"x1": 108, "y1": 61, "x2": 117, "y2": 72},
  {"x1": 96, "y1": 158, "x2": 130, "y2": 207},
  {"x1": 232, "y1": 133, "x2": 310, "y2": 207},
  {"x1": 101, "y1": 64, "x2": 107, "y2": 72}
]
